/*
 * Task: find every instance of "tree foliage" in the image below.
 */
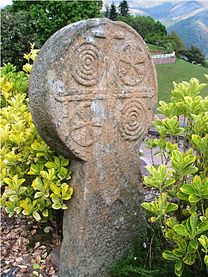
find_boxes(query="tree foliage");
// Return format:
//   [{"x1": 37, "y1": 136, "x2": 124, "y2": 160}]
[
  {"x1": 109, "y1": 2, "x2": 118, "y2": 20},
  {"x1": 168, "y1": 31, "x2": 185, "y2": 57},
  {"x1": 1, "y1": 10, "x2": 38, "y2": 69},
  {"x1": 117, "y1": 15, "x2": 167, "y2": 42},
  {"x1": 104, "y1": 5, "x2": 110, "y2": 18},
  {"x1": 118, "y1": 0, "x2": 129, "y2": 17},
  {"x1": 182, "y1": 46, "x2": 207, "y2": 67},
  {"x1": 10, "y1": 0, "x2": 102, "y2": 44},
  {"x1": 1, "y1": 0, "x2": 102, "y2": 69}
]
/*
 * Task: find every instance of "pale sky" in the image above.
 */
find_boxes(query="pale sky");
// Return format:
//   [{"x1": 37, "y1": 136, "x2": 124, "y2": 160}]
[
  {"x1": 1, "y1": 0, "x2": 205, "y2": 9},
  {"x1": 104, "y1": 0, "x2": 189, "y2": 5},
  {"x1": 0, "y1": 0, "x2": 12, "y2": 8}
]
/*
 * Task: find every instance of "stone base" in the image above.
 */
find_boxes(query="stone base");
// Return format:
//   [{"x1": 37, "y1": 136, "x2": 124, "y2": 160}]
[{"x1": 59, "y1": 161, "x2": 147, "y2": 277}]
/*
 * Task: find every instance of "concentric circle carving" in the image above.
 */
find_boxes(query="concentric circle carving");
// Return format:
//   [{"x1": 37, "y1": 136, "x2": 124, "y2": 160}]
[
  {"x1": 120, "y1": 99, "x2": 147, "y2": 140},
  {"x1": 72, "y1": 43, "x2": 100, "y2": 86}
]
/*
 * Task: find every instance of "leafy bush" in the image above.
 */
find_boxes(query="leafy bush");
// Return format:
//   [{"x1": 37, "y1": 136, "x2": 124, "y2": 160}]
[
  {"x1": 142, "y1": 77, "x2": 208, "y2": 276},
  {"x1": 0, "y1": 47, "x2": 73, "y2": 222}
]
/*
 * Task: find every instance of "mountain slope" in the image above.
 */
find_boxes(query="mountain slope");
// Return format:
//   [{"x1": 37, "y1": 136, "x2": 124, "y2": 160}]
[
  {"x1": 139, "y1": 1, "x2": 204, "y2": 22},
  {"x1": 132, "y1": 2, "x2": 175, "y2": 19},
  {"x1": 126, "y1": 1, "x2": 208, "y2": 58},
  {"x1": 167, "y1": 9, "x2": 208, "y2": 57}
]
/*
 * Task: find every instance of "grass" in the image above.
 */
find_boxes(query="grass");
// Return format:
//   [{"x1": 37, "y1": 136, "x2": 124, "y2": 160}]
[
  {"x1": 110, "y1": 223, "x2": 198, "y2": 277},
  {"x1": 147, "y1": 43, "x2": 166, "y2": 53},
  {"x1": 110, "y1": 224, "x2": 176, "y2": 277},
  {"x1": 156, "y1": 58, "x2": 208, "y2": 104}
]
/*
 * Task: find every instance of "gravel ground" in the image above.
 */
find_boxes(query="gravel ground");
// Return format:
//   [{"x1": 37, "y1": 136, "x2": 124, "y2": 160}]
[{"x1": 0, "y1": 210, "x2": 59, "y2": 277}]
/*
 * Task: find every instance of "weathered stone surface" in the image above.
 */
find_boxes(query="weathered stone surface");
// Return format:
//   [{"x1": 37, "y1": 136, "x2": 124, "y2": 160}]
[{"x1": 29, "y1": 18, "x2": 157, "y2": 277}]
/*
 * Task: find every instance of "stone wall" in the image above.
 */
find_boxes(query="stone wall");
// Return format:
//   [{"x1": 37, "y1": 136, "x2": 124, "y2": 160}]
[{"x1": 152, "y1": 52, "x2": 176, "y2": 65}]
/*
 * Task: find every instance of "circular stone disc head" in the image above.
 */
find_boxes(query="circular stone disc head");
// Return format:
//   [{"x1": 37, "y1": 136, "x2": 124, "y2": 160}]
[{"x1": 29, "y1": 18, "x2": 157, "y2": 161}]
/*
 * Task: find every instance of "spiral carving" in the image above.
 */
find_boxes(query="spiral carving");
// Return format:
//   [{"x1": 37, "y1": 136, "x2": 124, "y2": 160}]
[
  {"x1": 72, "y1": 43, "x2": 100, "y2": 86},
  {"x1": 120, "y1": 99, "x2": 147, "y2": 140}
]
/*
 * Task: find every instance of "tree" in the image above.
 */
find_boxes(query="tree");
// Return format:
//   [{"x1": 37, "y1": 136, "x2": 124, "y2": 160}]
[
  {"x1": 183, "y1": 45, "x2": 206, "y2": 66},
  {"x1": 117, "y1": 15, "x2": 167, "y2": 41},
  {"x1": 11, "y1": 0, "x2": 103, "y2": 45},
  {"x1": 116, "y1": 15, "x2": 175, "y2": 52},
  {"x1": 109, "y1": 2, "x2": 118, "y2": 21},
  {"x1": 168, "y1": 31, "x2": 185, "y2": 57},
  {"x1": 118, "y1": 0, "x2": 129, "y2": 16},
  {"x1": 1, "y1": 9, "x2": 38, "y2": 69},
  {"x1": 1, "y1": 0, "x2": 103, "y2": 68},
  {"x1": 104, "y1": 5, "x2": 110, "y2": 18}
]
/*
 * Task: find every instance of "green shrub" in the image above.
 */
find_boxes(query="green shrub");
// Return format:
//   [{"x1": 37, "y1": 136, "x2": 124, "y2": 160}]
[
  {"x1": 142, "y1": 77, "x2": 208, "y2": 276},
  {"x1": 0, "y1": 47, "x2": 73, "y2": 222}
]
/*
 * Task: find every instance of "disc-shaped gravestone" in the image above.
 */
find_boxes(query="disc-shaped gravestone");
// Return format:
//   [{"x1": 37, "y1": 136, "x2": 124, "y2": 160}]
[{"x1": 29, "y1": 18, "x2": 157, "y2": 277}]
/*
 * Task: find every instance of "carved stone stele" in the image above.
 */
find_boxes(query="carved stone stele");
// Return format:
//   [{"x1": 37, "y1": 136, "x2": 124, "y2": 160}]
[{"x1": 29, "y1": 18, "x2": 157, "y2": 277}]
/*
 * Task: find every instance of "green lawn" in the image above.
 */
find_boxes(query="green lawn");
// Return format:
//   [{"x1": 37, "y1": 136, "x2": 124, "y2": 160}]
[
  {"x1": 156, "y1": 58, "x2": 208, "y2": 104},
  {"x1": 147, "y1": 43, "x2": 166, "y2": 52}
]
